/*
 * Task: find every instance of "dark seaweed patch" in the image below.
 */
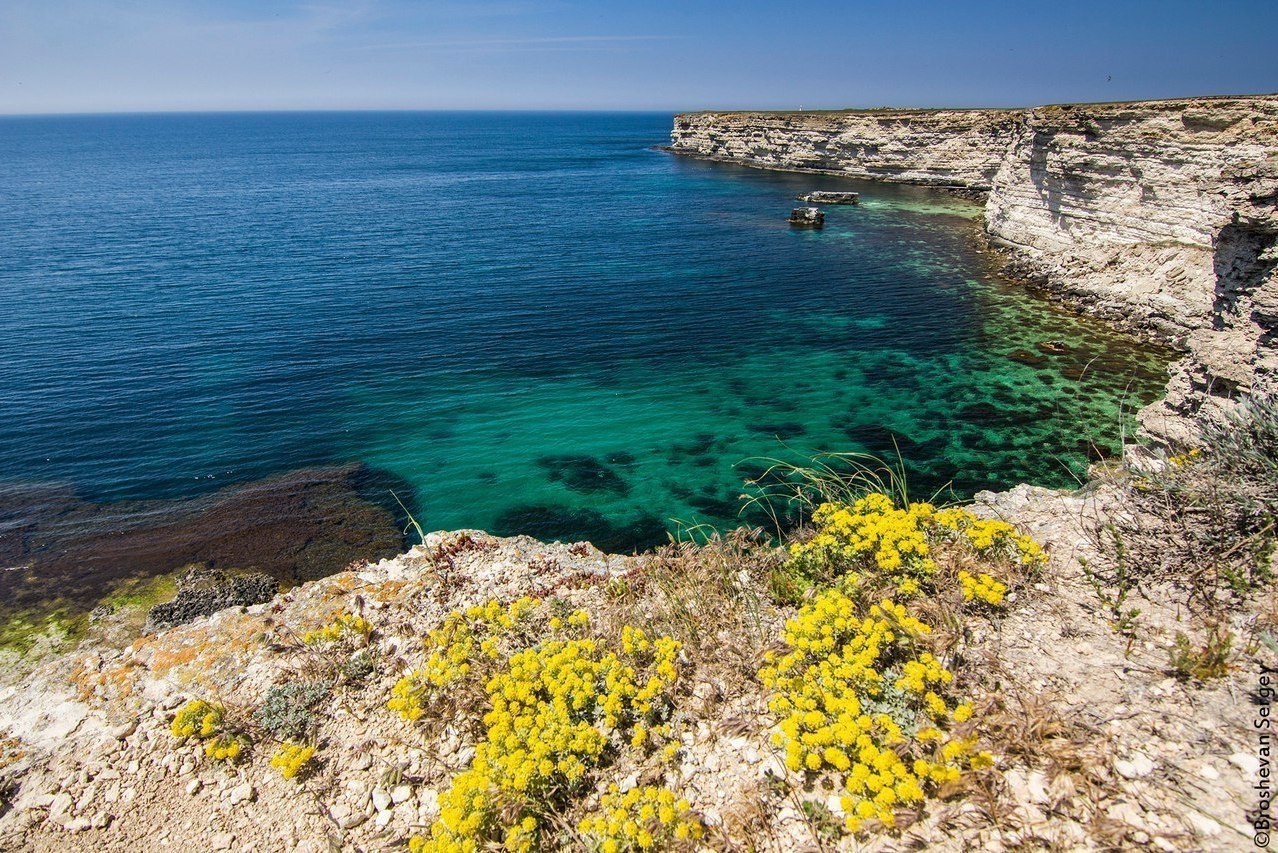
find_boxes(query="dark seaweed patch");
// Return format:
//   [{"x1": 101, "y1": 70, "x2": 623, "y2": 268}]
[
  {"x1": 840, "y1": 423, "x2": 912, "y2": 457},
  {"x1": 689, "y1": 493, "x2": 740, "y2": 519},
  {"x1": 537, "y1": 455, "x2": 630, "y2": 496},
  {"x1": 1007, "y1": 349, "x2": 1047, "y2": 366},
  {"x1": 669, "y1": 433, "x2": 719, "y2": 458},
  {"x1": 491, "y1": 505, "x2": 667, "y2": 553},
  {"x1": 747, "y1": 422, "x2": 807, "y2": 440},
  {"x1": 606, "y1": 451, "x2": 637, "y2": 469}
]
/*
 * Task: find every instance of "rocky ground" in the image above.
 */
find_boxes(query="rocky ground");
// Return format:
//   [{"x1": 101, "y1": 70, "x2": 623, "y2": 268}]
[{"x1": 0, "y1": 473, "x2": 1270, "y2": 851}]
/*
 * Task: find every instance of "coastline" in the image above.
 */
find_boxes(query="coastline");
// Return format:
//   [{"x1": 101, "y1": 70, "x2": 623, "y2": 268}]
[
  {"x1": 0, "y1": 103, "x2": 1272, "y2": 851},
  {"x1": 670, "y1": 95, "x2": 1278, "y2": 446}
]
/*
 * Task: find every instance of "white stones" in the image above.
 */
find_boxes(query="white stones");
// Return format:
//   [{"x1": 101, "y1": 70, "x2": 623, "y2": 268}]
[
  {"x1": 185, "y1": 779, "x2": 202, "y2": 796},
  {"x1": 371, "y1": 788, "x2": 392, "y2": 813},
  {"x1": 351, "y1": 752, "x2": 373, "y2": 772},
  {"x1": 328, "y1": 802, "x2": 367, "y2": 830},
  {"x1": 227, "y1": 783, "x2": 255, "y2": 806},
  {"x1": 1229, "y1": 752, "x2": 1260, "y2": 777},
  {"x1": 1107, "y1": 800, "x2": 1149, "y2": 830},
  {"x1": 209, "y1": 831, "x2": 236, "y2": 850},
  {"x1": 41, "y1": 701, "x2": 90, "y2": 742},
  {"x1": 1004, "y1": 769, "x2": 1042, "y2": 806},
  {"x1": 109, "y1": 720, "x2": 138, "y2": 740},
  {"x1": 1114, "y1": 752, "x2": 1155, "y2": 779},
  {"x1": 1184, "y1": 810, "x2": 1222, "y2": 838},
  {"x1": 46, "y1": 792, "x2": 73, "y2": 821},
  {"x1": 391, "y1": 784, "x2": 412, "y2": 804}
]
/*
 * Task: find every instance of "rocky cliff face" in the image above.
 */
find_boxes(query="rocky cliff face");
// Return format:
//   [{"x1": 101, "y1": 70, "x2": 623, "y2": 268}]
[
  {"x1": 672, "y1": 97, "x2": 1278, "y2": 444},
  {"x1": 671, "y1": 109, "x2": 1017, "y2": 189}
]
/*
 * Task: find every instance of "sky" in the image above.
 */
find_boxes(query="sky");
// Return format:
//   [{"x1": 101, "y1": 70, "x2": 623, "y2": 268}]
[{"x1": 1, "y1": 0, "x2": 1276, "y2": 114}]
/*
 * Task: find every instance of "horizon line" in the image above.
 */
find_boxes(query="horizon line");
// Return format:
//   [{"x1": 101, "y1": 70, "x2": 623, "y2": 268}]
[{"x1": 3, "y1": 90, "x2": 1276, "y2": 120}]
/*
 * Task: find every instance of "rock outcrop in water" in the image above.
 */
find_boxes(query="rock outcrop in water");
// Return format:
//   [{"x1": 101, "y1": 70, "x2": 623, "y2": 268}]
[
  {"x1": 672, "y1": 96, "x2": 1278, "y2": 445},
  {"x1": 787, "y1": 206, "x2": 824, "y2": 228}
]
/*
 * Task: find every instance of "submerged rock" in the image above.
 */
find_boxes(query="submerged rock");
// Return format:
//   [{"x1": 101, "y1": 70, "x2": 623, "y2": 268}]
[{"x1": 1008, "y1": 349, "x2": 1048, "y2": 366}]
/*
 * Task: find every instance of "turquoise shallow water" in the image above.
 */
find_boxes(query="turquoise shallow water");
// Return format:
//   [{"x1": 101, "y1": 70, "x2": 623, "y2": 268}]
[{"x1": 0, "y1": 112, "x2": 1171, "y2": 563}]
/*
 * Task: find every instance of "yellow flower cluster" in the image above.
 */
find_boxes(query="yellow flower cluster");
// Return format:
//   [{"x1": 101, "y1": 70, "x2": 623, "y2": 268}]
[
  {"x1": 1168, "y1": 447, "x2": 1201, "y2": 467},
  {"x1": 790, "y1": 495, "x2": 937, "y2": 585},
  {"x1": 758, "y1": 588, "x2": 991, "y2": 834},
  {"x1": 407, "y1": 603, "x2": 685, "y2": 853},
  {"x1": 388, "y1": 597, "x2": 539, "y2": 721},
  {"x1": 203, "y1": 733, "x2": 248, "y2": 763},
  {"x1": 577, "y1": 784, "x2": 704, "y2": 851},
  {"x1": 548, "y1": 609, "x2": 591, "y2": 632},
  {"x1": 302, "y1": 613, "x2": 373, "y2": 645},
  {"x1": 170, "y1": 699, "x2": 249, "y2": 763},
  {"x1": 170, "y1": 699, "x2": 224, "y2": 739},
  {"x1": 958, "y1": 570, "x2": 1008, "y2": 606},
  {"x1": 270, "y1": 740, "x2": 316, "y2": 780},
  {"x1": 933, "y1": 509, "x2": 1046, "y2": 567},
  {"x1": 786, "y1": 494, "x2": 1046, "y2": 601}
]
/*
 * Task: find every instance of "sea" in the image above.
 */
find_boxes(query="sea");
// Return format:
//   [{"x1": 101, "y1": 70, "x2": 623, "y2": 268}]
[{"x1": 0, "y1": 111, "x2": 1172, "y2": 621}]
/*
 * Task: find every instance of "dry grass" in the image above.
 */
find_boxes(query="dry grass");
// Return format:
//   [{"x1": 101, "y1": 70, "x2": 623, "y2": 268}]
[
  {"x1": 592, "y1": 528, "x2": 785, "y2": 708},
  {"x1": 1095, "y1": 396, "x2": 1278, "y2": 615}
]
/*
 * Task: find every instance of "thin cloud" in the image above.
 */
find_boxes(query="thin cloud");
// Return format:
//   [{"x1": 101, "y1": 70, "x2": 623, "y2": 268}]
[{"x1": 343, "y1": 34, "x2": 678, "y2": 51}]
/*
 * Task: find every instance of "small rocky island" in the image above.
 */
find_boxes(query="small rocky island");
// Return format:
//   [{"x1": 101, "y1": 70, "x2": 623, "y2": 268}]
[
  {"x1": 787, "y1": 206, "x2": 824, "y2": 228},
  {"x1": 798, "y1": 190, "x2": 859, "y2": 205}
]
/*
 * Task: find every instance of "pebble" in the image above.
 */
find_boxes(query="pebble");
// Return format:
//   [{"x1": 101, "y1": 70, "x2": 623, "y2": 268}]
[
  {"x1": 1114, "y1": 753, "x2": 1155, "y2": 779},
  {"x1": 1229, "y1": 752, "x2": 1260, "y2": 776},
  {"x1": 210, "y1": 832, "x2": 236, "y2": 850},
  {"x1": 1185, "y1": 811, "x2": 1222, "y2": 837},
  {"x1": 372, "y1": 788, "x2": 392, "y2": 812},
  {"x1": 110, "y1": 720, "x2": 138, "y2": 740},
  {"x1": 186, "y1": 779, "x2": 203, "y2": 796},
  {"x1": 351, "y1": 753, "x2": 374, "y2": 771},
  {"x1": 227, "y1": 783, "x2": 255, "y2": 806},
  {"x1": 47, "y1": 792, "x2": 74, "y2": 820},
  {"x1": 391, "y1": 784, "x2": 412, "y2": 804}
]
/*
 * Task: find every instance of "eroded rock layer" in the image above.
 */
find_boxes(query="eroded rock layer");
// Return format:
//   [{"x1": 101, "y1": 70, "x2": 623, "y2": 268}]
[{"x1": 671, "y1": 97, "x2": 1278, "y2": 444}]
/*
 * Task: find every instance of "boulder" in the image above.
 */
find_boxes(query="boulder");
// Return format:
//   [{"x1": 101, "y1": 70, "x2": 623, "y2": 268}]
[{"x1": 788, "y1": 207, "x2": 824, "y2": 228}]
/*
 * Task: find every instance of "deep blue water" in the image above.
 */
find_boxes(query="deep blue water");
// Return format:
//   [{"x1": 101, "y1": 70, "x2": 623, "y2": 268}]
[{"x1": 0, "y1": 112, "x2": 1170, "y2": 581}]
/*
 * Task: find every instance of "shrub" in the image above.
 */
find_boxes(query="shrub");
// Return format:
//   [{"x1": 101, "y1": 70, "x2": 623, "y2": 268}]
[
  {"x1": 398, "y1": 599, "x2": 689, "y2": 853},
  {"x1": 1107, "y1": 396, "x2": 1278, "y2": 606},
  {"x1": 757, "y1": 583, "x2": 991, "y2": 833},
  {"x1": 1168, "y1": 626, "x2": 1234, "y2": 681},
  {"x1": 302, "y1": 613, "x2": 373, "y2": 646},
  {"x1": 253, "y1": 680, "x2": 330, "y2": 741},
  {"x1": 577, "y1": 784, "x2": 704, "y2": 850},
  {"x1": 170, "y1": 699, "x2": 252, "y2": 763}
]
